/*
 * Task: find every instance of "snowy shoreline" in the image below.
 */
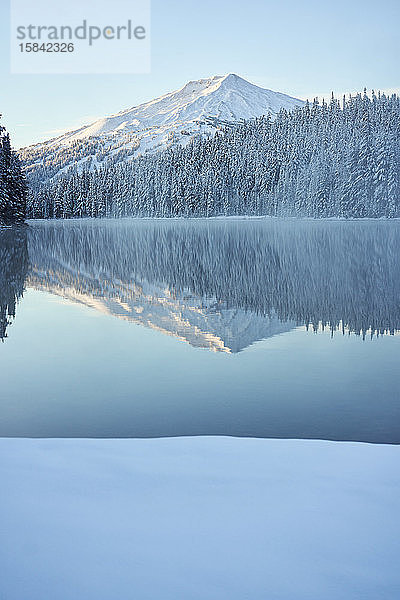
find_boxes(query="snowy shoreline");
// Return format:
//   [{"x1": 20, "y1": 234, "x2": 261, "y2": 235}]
[
  {"x1": 25, "y1": 214, "x2": 400, "y2": 226},
  {"x1": 1, "y1": 436, "x2": 399, "y2": 600}
]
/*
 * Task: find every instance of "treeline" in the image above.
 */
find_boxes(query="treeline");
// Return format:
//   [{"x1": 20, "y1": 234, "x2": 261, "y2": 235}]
[
  {"x1": 0, "y1": 119, "x2": 27, "y2": 224},
  {"x1": 27, "y1": 91, "x2": 400, "y2": 219}
]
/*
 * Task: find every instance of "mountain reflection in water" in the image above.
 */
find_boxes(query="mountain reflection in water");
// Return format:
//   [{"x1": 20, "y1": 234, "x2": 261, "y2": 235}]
[
  {"x1": 1, "y1": 218, "x2": 400, "y2": 348},
  {"x1": 22, "y1": 218, "x2": 400, "y2": 351}
]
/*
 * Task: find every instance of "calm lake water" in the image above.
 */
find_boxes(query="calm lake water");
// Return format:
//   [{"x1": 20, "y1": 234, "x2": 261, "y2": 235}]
[{"x1": 1, "y1": 218, "x2": 399, "y2": 442}]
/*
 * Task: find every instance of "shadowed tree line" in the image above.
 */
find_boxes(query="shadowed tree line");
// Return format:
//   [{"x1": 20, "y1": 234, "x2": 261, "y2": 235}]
[
  {"x1": 0, "y1": 227, "x2": 28, "y2": 340},
  {"x1": 0, "y1": 117, "x2": 27, "y2": 225}
]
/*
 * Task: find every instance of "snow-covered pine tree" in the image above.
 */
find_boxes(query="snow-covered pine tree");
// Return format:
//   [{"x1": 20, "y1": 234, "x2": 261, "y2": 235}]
[{"x1": 0, "y1": 118, "x2": 27, "y2": 224}]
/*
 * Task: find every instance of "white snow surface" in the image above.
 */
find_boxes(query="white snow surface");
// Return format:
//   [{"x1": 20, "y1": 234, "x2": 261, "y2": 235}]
[{"x1": 1, "y1": 436, "x2": 399, "y2": 600}]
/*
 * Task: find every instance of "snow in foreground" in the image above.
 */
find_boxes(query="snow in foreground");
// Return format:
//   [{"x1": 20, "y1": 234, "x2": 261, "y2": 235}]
[{"x1": 1, "y1": 437, "x2": 399, "y2": 600}]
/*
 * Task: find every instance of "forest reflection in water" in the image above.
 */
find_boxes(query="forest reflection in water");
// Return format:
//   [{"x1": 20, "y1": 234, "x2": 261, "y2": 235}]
[
  {"x1": 0, "y1": 227, "x2": 28, "y2": 341},
  {"x1": 2, "y1": 218, "x2": 400, "y2": 348}
]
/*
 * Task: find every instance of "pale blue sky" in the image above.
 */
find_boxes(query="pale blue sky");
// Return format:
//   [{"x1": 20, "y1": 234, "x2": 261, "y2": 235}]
[{"x1": 1, "y1": 0, "x2": 399, "y2": 148}]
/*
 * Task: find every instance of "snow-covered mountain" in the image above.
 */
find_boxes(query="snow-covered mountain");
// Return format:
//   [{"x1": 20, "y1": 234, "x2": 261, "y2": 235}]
[
  {"x1": 50, "y1": 73, "x2": 303, "y2": 145},
  {"x1": 20, "y1": 74, "x2": 304, "y2": 184}
]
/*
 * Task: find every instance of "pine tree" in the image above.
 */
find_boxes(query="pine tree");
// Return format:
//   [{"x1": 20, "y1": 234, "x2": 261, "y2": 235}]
[{"x1": 0, "y1": 118, "x2": 27, "y2": 224}]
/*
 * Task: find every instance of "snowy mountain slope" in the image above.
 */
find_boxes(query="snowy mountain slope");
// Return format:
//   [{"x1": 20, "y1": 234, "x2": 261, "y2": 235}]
[
  {"x1": 53, "y1": 74, "x2": 304, "y2": 143},
  {"x1": 20, "y1": 74, "x2": 304, "y2": 185}
]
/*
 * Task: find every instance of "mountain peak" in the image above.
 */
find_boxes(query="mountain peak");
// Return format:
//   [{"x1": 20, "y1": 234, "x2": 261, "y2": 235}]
[
  {"x1": 219, "y1": 72, "x2": 242, "y2": 82},
  {"x1": 176, "y1": 73, "x2": 254, "y2": 97}
]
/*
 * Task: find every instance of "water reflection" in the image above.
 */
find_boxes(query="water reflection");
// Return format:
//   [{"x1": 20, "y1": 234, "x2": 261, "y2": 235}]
[
  {"x1": 1, "y1": 219, "x2": 400, "y2": 442},
  {"x1": 0, "y1": 227, "x2": 28, "y2": 341},
  {"x1": 25, "y1": 219, "x2": 400, "y2": 351},
  {"x1": 1, "y1": 219, "x2": 400, "y2": 349}
]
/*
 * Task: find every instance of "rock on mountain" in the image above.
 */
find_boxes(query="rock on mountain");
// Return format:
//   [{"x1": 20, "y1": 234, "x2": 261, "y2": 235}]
[{"x1": 20, "y1": 74, "x2": 304, "y2": 185}]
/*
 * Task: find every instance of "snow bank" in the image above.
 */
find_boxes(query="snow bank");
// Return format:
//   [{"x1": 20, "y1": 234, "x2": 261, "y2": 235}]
[{"x1": 1, "y1": 437, "x2": 399, "y2": 600}]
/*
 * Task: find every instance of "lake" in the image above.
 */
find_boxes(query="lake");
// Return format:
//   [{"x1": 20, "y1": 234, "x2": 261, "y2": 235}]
[{"x1": 1, "y1": 218, "x2": 399, "y2": 442}]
